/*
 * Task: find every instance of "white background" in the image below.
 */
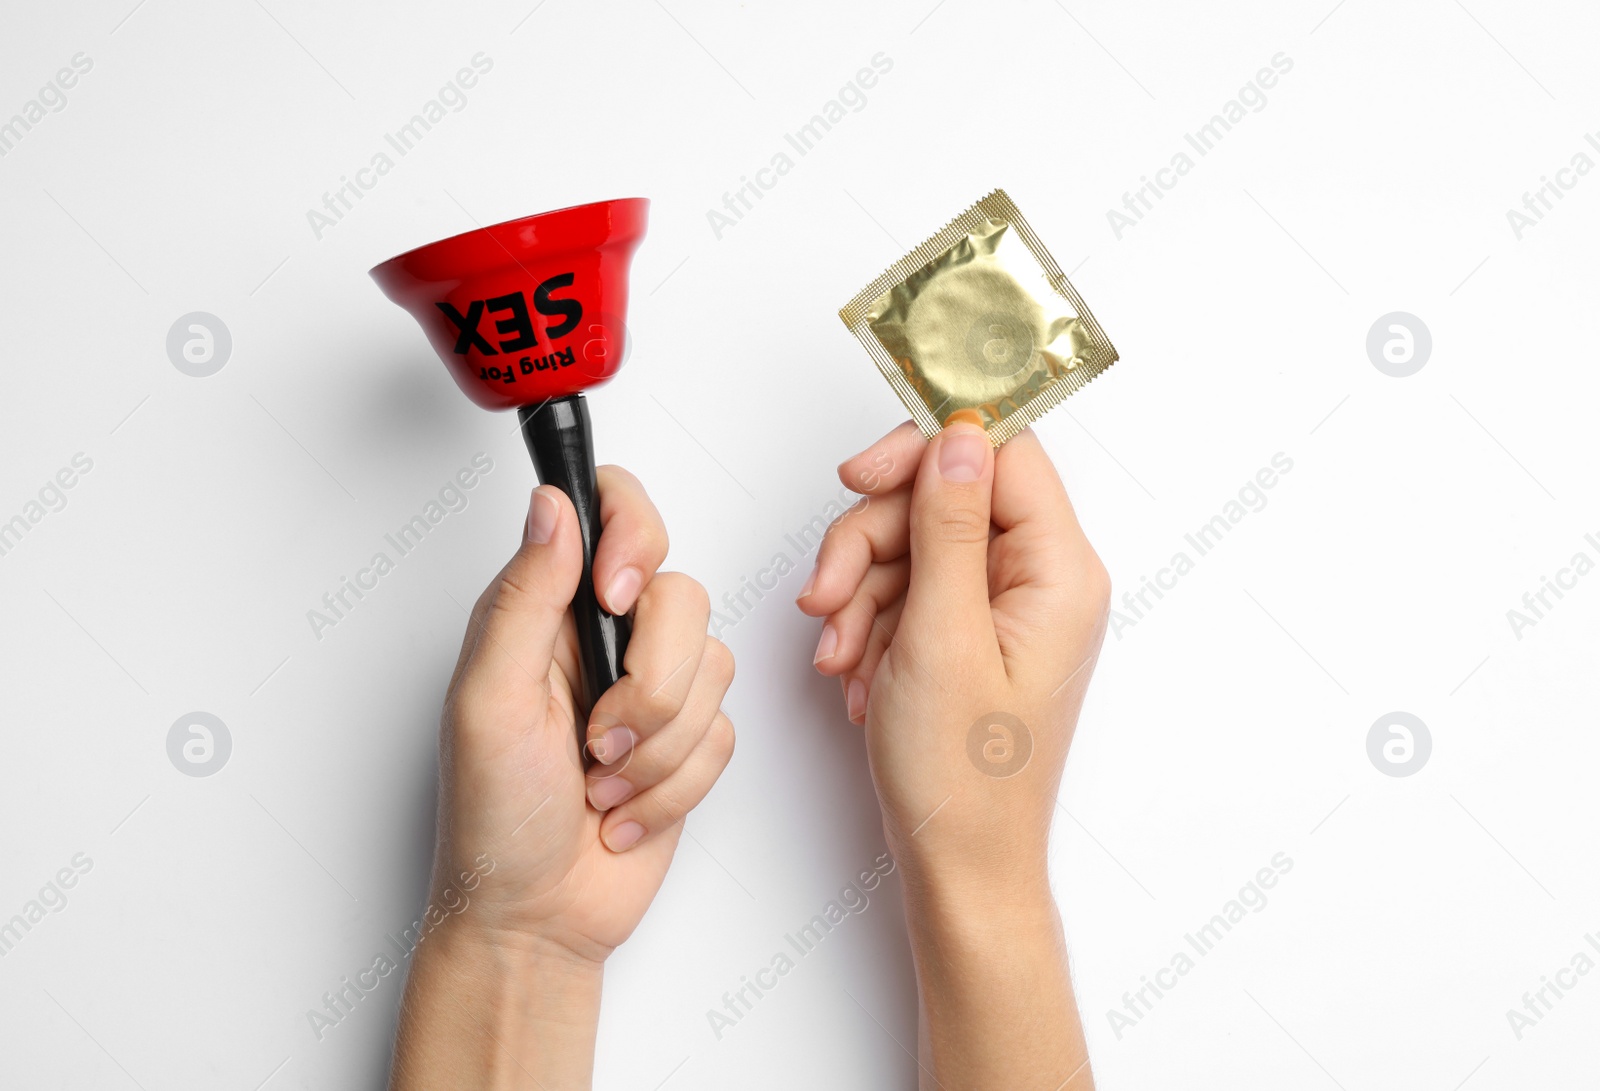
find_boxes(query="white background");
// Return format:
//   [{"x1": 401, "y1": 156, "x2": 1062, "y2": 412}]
[{"x1": 2, "y1": 0, "x2": 1597, "y2": 1087}]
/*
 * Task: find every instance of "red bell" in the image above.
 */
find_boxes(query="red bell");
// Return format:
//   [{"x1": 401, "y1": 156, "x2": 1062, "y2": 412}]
[{"x1": 371, "y1": 198, "x2": 650, "y2": 723}]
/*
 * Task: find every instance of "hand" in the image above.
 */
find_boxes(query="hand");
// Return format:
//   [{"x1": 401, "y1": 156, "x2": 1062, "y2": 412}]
[
  {"x1": 797, "y1": 415, "x2": 1109, "y2": 895},
  {"x1": 392, "y1": 468, "x2": 734, "y2": 1090},
  {"x1": 797, "y1": 415, "x2": 1106, "y2": 1089},
  {"x1": 434, "y1": 467, "x2": 736, "y2": 962}
]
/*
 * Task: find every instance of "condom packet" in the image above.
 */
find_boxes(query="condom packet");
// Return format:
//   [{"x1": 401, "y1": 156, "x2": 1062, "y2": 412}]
[{"x1": 839, "y1": 189, "x2": 1117, "y2": 445}]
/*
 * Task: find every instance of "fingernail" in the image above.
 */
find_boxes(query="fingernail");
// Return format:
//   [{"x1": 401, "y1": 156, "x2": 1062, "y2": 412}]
[
  {"x1": 605, "y1": 567, "x2": 643, "y2": 613},
  {"x1": 796, "y1": 567, "x2": 817, "y2": 601},
  {"x1": 588, "y1": 775, "x2": 634, "y2": 810},
  {"x1": 814, "y1": 624, "x2": 839, "y2": 664},
  {"x1": 846, "y1": 678, "x2": 867, "y2": 722},
  {"x1": 527, "y1": 489, "x2": 559, "y2": 544},
  {"x1": 605, "y1": 820, "x2": 646, "y2": 852},
  {"x1": 587, "y1": 725, "x2": 635, "y2": 764},
  {"x1": 939, "y1": 428, "x2": 988, "y2": 483}
]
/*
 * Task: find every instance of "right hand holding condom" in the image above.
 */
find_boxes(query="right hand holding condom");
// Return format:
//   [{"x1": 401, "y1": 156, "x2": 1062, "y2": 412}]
[{"x1": 797, "y1": 415, "x2": 1110, "y2": 895}]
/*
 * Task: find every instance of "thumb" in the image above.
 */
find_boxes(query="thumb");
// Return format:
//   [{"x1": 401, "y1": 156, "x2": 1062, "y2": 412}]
[
  {"x1": 900, "y1": 412, "x2": 998, "y2": 657},
  {"x1": 464, "y1": 484, "x2": 583, "y2": 705}
]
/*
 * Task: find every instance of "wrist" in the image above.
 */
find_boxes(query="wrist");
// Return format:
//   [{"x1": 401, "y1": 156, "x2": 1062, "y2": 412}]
[
  {"x1": 898, "y1": 862, "x2": 1058, "y2": 943},
  {"x1": 891, "y1": 832, "x2": 1051, "y2": 907},
  {"x1": 894, "y1": 857, "x2": 1085, "y2": 1089},
  {"x1": 423, "y1": 911, "x2": 606, "y2": 993},
  {"x1": 425, "y1": 857, "x2": 617, "y2": 967},
  {"x1": 392, "y1": 916, "x2": 604, "y2": 1091}
]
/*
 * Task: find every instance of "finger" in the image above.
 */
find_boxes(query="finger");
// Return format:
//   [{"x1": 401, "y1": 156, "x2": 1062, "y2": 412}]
[
  {"x1": 585, "y1": 572, "x2": 709, "y2": 759},
  {"x1": 600, "y1": 710, "x2": 736, "y2": 852},
  {"x1": 455, "y1": 485, "x2": 583, "y2": 711},
  {"x1": 899, "y1": 412, "x2": 999, "y2": 654},
  {"x1": 841, "y1": 596, "x2": 902, "y2": 725},
  {"x1": 592, "y1": 465, "x2": 669, "y2": 615},
  {"x1": 989, "y1": 428, "x2": 1106, "y2": 605},
  {"x1": 987, "y1": 432, "x2": 1112, "y2": 682},
  {"x1": 990, "y1": 428, "x2": 1079, "y2": 538},
  {"x1": 837, "y1": 420, "x2": 926, "y2": 496},
  {"x1": 987, "y1": 428, "x2": 1079, "y2": 600},
  {"x1": 813, "y1": 558, "x2": 909, "y2": 677},
  {"x1": 796, "y1": 488, "x2": 912, "y2": 616},
  {"x1": 585, "y1": 637, "x2": 734, "y2": 812}
]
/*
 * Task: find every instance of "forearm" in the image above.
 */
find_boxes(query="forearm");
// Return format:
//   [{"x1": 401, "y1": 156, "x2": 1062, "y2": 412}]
[
  {"x1": 388, "y1": 921, "x2": 604, "y2": 1091},
  {"x1": 902, "y1": 871, "x2": 1091, "y2": 1090}
]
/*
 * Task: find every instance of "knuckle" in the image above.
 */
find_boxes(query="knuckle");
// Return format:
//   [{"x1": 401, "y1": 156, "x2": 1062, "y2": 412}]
[
  {"x1": 708, "y1": 713, "x2": 736, "y2": 762},
  {"x1": 702, "y1": 637, "x2": 736, "y2": 687},
  {"x1": 927, "y1": 504, "x2": 990, "y2": 546},
  {"x1": 847, "y1": 577, "x2": 884, "y2": 621},
  {"x1": 837, "y1": 495, "x2": 872, "y2": 527},
  {"x1": 1083, "y1": 555, "x2": 1113, "y2": 611},
  {"x1": 597, "y1": 463, "x2": 640, "y2": 490},
  {"x1": 489, "y1": 557, "x2": 543, "y2": 615},
  {"x1": 633, "y1": 677, "x2": 685, "y2": 726},
  {"x1": 855, "y1": 460, "x2": 888, "y2": 492},
  {"x1": 646, "y1": 690, "x2": 685, "y2": 726},
  {"x1": 483, "y1": 582, "x2": 528, "y2": 633},
  {"x1": 680, "y1": 576, "x2": 710, "y2": 618},
  {"x1": 470, "y1": 580, "x2": 496, "y2": 624},
  {"x1": 634, "y1": 515, "x2": 670, "y2": 558},
  {"x1": 640, "y1": 570, "x2": 709, "y2": 619},
  {"x1": 813, "y1": 523, "x2": 845, "y2": 564},
  {"x1": 482, "y1": 573, "x2": 552, "y2": 642},
  {"x1": 621, "y1": 526, "x2": 670, "y2": 573},
  {"x1": 816, "y1": 526, "x2": 863, "y2": 577},
  {"x1": 647, "y1": 521, "x2": 670, "y2": 558},
  {"x1": 643, "y1": 781, "x2": 688, "y2": 826},
  {"x1": 599, "y1": 466, "x2": 669, "y2": 550}
]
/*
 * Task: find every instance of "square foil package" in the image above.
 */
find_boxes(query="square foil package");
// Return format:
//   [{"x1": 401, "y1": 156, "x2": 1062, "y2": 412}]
[{"x1": 840, "y1": 189, "x2": 1118, "y2": 445}]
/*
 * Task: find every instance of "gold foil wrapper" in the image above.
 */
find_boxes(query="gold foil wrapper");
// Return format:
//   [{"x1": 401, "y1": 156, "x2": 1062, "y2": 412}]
[{"x1": 840, "y1": 189, "x2": 1117, "y2": 445}]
